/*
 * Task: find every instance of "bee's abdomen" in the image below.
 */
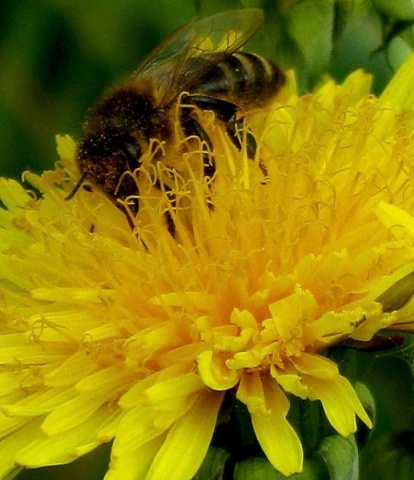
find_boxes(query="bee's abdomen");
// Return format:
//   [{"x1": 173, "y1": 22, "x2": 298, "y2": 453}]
[{"x1": 196, "y1": 52, "x2": 284, "y2": 106}]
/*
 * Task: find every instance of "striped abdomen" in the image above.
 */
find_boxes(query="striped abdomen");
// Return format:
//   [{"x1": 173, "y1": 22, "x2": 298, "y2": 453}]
[{"x1": 193, "y1": 52, "x2": 284, "y2": 106}]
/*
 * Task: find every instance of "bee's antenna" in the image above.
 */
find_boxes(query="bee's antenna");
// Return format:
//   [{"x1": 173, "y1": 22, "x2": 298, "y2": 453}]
[{"x1": 65, "y1": 171, "x2": 88, "y2": 201}]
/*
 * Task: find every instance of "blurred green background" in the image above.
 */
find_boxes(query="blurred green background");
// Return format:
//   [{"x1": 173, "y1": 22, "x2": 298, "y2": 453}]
[{"x1": 1, "y1": 0, "x2": 414, "y2": 479}]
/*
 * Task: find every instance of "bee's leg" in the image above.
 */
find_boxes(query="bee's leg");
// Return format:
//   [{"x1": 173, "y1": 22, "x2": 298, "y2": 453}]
[
  {"x1": 65, "y1": 172, "x2": 88, "y2": 201},
  {"x1": 226, "y1": 118, "x2": 259, "y2": 163},
  {"x1": 184, "y1": 95, "x2": 263, "y2": 173},
  {"x1": 180, "y1": 106, "x2": 216, "y2": 179},
  {"x1": 154, "y1": 179, "x2": 176, "y2": 236},
  {"x1": 223, "y1": 117, "x2": 267, "y2": 176}
]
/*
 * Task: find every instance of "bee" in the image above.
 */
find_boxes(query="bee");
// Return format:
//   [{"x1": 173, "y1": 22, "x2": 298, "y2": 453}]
[{"x1": 69, "y1": 8, "x2": 285, "y2": 227}]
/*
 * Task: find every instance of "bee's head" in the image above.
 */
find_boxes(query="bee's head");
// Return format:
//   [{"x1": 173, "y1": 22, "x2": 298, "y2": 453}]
[{"x1": 77, "y1": 125, "x2": 142, "y2": 204}]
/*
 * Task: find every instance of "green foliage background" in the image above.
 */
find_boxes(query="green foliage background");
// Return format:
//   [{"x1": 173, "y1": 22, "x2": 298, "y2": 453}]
[{"x1": 0, "y1": 0, "x2": 413, "y2": 479}]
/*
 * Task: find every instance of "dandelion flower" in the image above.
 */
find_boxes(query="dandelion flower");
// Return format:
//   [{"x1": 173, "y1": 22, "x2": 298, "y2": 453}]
[{"x1": 2, "y1": 55, "x2": 414, "y2": 479}]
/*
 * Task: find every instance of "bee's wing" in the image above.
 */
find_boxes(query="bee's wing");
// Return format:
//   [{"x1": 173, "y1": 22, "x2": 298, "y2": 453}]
[{"x1": 133, "y1": 8, "x2": 264, "y2": 103}]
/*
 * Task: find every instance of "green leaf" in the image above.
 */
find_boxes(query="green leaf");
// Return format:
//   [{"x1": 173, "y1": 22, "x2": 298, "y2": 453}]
[
  {"x1": 353, "y1": 382, "x2": 375, "y2": 450},
  {"x1": 354, "y1": 382, "x2": 375, "y2": 424},
  {"x1": 373, "y1": 0, "x2": 414, "y2": 20},
  {"x1": 234, "y1": 456, "x2": 329, "y2": 480},
  {"x1": 234, "y1": 457, "x2": 289, "y2": 480},
  {"x1": 193, "y1": 446, "x2": 230, "y2": 480},
  {"x1": 317, "y1": 435, "x2": 359, "y2": 480},
  {"x1": 387, "y1": 31, "x2": 414, "y2": 70},
  {"x1": 286, "y1": 0, "x2": 334, "y2": 80}
]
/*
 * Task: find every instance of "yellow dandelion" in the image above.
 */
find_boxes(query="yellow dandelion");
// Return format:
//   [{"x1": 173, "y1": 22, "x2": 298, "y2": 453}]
[{"x1": 2, "y1": 54, "x2": 414, "y2": 480}]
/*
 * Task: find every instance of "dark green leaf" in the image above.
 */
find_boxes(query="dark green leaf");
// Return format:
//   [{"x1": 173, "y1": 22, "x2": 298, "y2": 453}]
[
  {"x1": 193, "y1": 447, "x2": 230, "y2": 480},
  {"x1": 317, "y1": 435, "x2": 359, "y2": 480}
]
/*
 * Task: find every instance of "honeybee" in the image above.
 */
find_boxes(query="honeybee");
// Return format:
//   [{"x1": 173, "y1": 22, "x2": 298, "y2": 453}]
[{"x1": 70, "y1": 8, "x2": 285, "y2": 226}]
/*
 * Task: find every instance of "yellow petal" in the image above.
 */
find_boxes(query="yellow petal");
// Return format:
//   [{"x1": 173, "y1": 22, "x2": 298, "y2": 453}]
[
  {"x1": 248, "y1": 375, "x2": 303, "y2": 476},
  {"x1": 146, "y1": 391, "x2": 223, "y2": 480},
  {"x1": 374, "y1": 201, "x2": 414, "y2": 238},
  {"x1": 378, "y1": 53, "x2": 414, "y2": 109},
  {"x1": 196, "y1": 350, "x2": 240, "y2": 390},
  {"x1": 105, "y1": 436, "x2": 164, "y2": 480},
  {"x1": 41, "y1": 394, "x2": 109, "y2": 436},
  {"x1": 304, "y1": 374, "x2": 372, "y2": 436},
  {"x1": 15, "y1": 411, "x2": 107, "y2": 467}
]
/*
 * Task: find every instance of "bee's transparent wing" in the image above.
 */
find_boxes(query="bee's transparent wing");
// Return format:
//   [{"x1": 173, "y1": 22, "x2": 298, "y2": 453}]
[{"x1": 133, "y1": 8, "x2": 264, "y2": 102}]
